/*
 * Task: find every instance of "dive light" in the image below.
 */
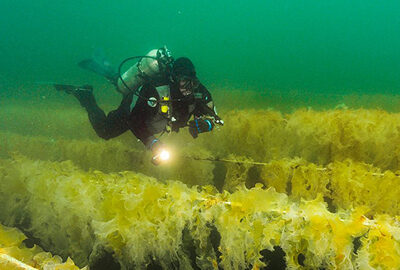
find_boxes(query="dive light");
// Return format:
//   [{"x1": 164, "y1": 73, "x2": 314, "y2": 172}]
[{"x1": 152, "y1": 149, "x2": 171, "y2": 166}]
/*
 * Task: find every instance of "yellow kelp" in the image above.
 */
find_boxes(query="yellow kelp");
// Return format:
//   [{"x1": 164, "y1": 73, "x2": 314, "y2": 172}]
[
  {"x1": 3, "y1": 107, "x2": 400, "y2": 181},
  {"x1": 3, "y1": 107, "x2": 400, "y2": 171},
  {"x1": 0, "y1": 131, "x2": 215, "y2": 187},
  {"x1": 1, "y1": 156, "x2": 400, "y2": 269},
  {"x1": 220, "y1": 157, "x2": 400, "y2": 217},
  {"x1": 0, "y1": 223, "x2": 85, "y2": 270},
  {"x1": 208, "y1": 108, "x2": 400, "y2": 169}
]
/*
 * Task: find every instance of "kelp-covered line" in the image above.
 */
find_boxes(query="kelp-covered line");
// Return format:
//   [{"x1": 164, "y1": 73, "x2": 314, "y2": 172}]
[
  {"x1": 0, "y1": 223, "x2": 84, "y2": 269},
  {"x1": 3, "y1": 105, "x2": 400, "y2": 268},
  {"x1": 3, "y1": 107, "x2": 400, "y2": 175},
  {"x1": 186, "y1": 154, "x2": 400, "y2": 217},
  {"x1": 2, "y1": 130, "x2": 400, "y2": 218},
  {"x1": 3, "y1": 107, "x2": 400, "y2": 171},
  {"x1": 0, "y1": 131, "x2": 216, "y2": 186},
  {"x1": 0, "y1": 155, "x2": 400, "y2": 269}
]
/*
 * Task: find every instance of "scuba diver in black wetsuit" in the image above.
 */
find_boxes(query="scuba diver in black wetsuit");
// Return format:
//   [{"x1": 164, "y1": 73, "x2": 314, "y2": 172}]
[{"x1": 54, "y1": 47, "x2": 223, "y2": 165}]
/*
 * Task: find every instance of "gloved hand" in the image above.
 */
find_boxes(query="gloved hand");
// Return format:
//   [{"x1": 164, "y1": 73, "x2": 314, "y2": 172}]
[
  {"x1": 149, "y1": 139, "x2": 164, "y2": 153},
  {"x1": 214, "y1": 115, "x2": 224, "y2": 126},
  {"x1": 188, "y1": 118, "x2": 214, "y2": 138}
]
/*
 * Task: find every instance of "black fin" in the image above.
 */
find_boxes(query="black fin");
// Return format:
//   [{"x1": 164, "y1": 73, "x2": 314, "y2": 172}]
[
  {"x1": 53, "y1": 84, "x2": 77, "y2": 94},
  {"x1": 78, "y1": 49, "x2": 118, "y2": 85}
]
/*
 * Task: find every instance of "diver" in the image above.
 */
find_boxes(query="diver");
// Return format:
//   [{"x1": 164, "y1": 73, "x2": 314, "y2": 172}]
[{"x1": 54, "y1": 47, "x2": 223, "y2": 165}]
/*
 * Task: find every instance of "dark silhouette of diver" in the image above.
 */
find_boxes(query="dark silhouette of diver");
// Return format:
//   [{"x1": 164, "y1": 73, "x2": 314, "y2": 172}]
[{"x1": 55, "y1": 47, "x2": 223, "y2": 165}]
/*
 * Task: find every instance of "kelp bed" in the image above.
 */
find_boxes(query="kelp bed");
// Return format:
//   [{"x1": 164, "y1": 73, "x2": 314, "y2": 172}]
[
  {"x1": 0, "y1": 223, "x2": 83, "y2": 269},
  {"x1": 2, "y1": 103, "x2": 400, "y2": 269}
]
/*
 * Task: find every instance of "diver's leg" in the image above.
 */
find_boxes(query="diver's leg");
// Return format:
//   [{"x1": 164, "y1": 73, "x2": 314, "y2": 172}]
[
  {"x1": 54, "y1": 84, "x2": 129, "y2": 139},
  {"x1": 89, "y1": 106, "x2": 130, "y2": 140},
  {"x1": 81, "y1": 91, "x2": 130, "y2": 140}
]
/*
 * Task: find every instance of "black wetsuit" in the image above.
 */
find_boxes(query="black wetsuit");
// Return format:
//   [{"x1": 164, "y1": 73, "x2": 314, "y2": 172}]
[{"x1": 84, "y1": 82, "x2": 214, "y2": 147}]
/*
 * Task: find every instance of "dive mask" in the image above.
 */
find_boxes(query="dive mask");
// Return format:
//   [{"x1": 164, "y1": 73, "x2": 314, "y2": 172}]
[{"x1": 177, "y1": 76, "x2": 199, "y2": 96}]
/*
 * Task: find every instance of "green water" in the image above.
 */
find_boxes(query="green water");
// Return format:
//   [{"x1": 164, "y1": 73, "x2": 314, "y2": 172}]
[
  {"x1": 1, "y1": 2, "x2": 400, "y2": 269},
  {"x1": 0, "y1": 0, "x2": 399, "y2": 99}
]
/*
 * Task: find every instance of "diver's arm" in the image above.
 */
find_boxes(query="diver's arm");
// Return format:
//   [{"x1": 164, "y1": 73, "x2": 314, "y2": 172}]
[
  {"x1": 129, "y1": 95, "x2": 168, "y2": 165},
  {"x1": 130, "y1": 120, "x2": 156, "y2": 149},
  {"x1": 128, "y1": 84, "x2": 164, "y2": 149},
  {"x1": 192, "y1": 84, "x2": 213, "y2": 116},
  {"x1": 187, "y1": 84, "x2": 224, "y2": 138},
  {"x1": 193, "y1": 84, "x2": 223, "y2": 124}
]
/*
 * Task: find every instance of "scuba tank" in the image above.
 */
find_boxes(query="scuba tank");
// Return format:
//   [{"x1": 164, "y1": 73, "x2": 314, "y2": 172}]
[{"x1": 117, "y1": 47, "x2": 173, "y2": 95}]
